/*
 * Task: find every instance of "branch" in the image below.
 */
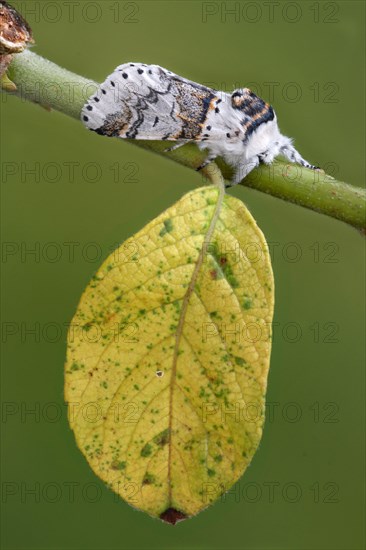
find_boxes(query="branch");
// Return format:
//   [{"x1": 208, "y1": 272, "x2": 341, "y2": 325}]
[
  {"x1": 6, "y1": 49, "x2": 97, "y2": 118},
  {"x1": 5, "y1": 50, "x2": 365, "y2": 231}
]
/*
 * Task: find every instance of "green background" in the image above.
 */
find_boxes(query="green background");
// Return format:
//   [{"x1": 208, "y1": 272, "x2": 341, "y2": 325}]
[{"x1": 1, "y1": 0, "x2": 365, "y2": 548}]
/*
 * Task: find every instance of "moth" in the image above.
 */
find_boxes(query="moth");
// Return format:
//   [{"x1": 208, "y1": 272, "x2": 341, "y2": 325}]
[{"x1": 81, "y1": 63, "x2": 318, "y2": 185}]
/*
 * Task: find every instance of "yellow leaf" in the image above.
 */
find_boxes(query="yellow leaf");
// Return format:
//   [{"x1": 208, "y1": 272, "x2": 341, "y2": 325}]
[{"x1": 65, "y1": 185, "x2": 274, "y2": 523}]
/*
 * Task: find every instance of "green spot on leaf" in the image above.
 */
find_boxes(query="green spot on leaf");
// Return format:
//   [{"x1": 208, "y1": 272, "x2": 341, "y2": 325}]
[
  {"x1": 141, "y1": 443, "x2": 153, "y2": 457},
  {"x1": 159, "y1": 218, "x2": 174, "y2": 237}
]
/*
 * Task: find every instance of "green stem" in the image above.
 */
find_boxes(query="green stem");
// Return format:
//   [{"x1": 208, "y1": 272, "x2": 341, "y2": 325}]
[
  {"x1": 5, "y1": 50, "x2": 366, "y2": 231},
  {"x1": 7, "y1": 49, "x2": 97, "y2": 118}
]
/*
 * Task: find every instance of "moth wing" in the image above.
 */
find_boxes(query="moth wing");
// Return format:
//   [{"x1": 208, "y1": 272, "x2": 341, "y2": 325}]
[{"x1": 81, "y1": 63, "x2": 238, "y2": 142}]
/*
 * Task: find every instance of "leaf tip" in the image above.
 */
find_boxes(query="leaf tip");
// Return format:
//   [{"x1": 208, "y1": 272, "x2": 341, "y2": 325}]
[{"x1": 159, "y1": 508, "x2": 188, "y2": 525}]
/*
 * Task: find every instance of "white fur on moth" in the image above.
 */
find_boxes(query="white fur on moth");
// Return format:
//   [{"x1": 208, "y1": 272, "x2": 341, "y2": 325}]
[{"x1": 81, "y1": 63, "x2": 318, "y2": 185}]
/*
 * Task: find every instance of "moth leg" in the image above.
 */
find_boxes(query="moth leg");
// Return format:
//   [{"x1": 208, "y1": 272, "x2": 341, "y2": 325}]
[
  {"x1": 163, "y1": 141, "x2": 186, "y2": 153},
  {"x1": 229, "y1": 157, "x2": 260, "y2": 186},
  {"x1": 280, "y1": 143, "x2": 320, "y2": 170},
  {"x1": 195, "y1": 155, "x2": 218, "y2": 172}
]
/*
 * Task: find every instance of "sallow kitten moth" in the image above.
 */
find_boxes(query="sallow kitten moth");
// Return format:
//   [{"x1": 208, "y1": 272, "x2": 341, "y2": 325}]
[{"x1": 82, "y1": 63, "x2": 319, "y2": 185}]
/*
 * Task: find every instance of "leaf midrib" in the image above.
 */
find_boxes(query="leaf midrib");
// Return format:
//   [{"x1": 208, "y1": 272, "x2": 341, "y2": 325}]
[{"x1": 167, "y1": 186, "x2": 226, "y2": 505}]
